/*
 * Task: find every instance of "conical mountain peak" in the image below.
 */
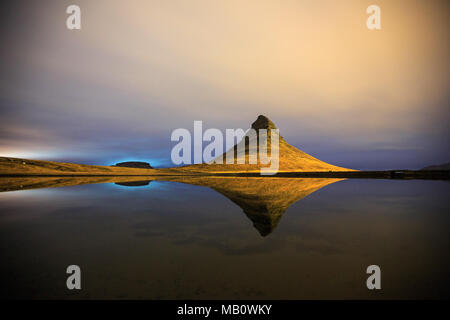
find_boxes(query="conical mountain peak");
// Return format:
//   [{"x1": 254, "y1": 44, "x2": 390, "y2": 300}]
[
  {"x1": 251, "y1": 115, "x2": 277, "y2": 130},
  {"x1": 177, "y1": 115, "x2": 353, "y2": 172}
]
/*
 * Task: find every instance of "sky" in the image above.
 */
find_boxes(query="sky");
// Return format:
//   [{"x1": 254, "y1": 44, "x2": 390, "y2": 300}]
[{"x1": 0, "y1": 0, "x2": 449, "y2": 170}]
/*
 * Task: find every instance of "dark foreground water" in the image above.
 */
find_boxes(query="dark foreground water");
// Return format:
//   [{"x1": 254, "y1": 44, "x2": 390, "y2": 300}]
[{"x1": 0, "y1": 178, "x2": 449, "y2": 299}]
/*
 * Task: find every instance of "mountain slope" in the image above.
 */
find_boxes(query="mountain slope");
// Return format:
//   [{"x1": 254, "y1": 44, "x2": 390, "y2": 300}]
[
  {"x1": 421, "y1": 162, "x2": 450, "y2": 171},
  {"x1": 177, "y1": 115, "x2": 353, "y2": 173}
]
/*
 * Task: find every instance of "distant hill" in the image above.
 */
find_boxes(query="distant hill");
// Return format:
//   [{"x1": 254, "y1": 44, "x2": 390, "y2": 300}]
[
  {"x1": 421, "y1": 162, "x2": 450, "y2": 171},
  {"x1": 115, "y1": 161, "x2": 153, "y2": 169}
]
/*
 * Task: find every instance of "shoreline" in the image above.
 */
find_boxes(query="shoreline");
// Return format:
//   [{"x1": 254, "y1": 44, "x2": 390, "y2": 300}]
[
  {"x1": 0, "y1": 170, "x2": 449, "y2": 180},
  {"x1": 1, "y1": 157, "x2": 449, "y2": 180}
]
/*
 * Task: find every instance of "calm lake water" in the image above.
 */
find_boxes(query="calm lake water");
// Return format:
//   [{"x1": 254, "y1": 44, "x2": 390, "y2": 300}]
[{"x1": 0, "y1": 177, "x2": 449, "y2": 299}]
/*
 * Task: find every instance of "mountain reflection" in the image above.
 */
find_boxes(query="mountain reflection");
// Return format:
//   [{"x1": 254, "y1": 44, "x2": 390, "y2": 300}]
[
  {"x1": 160, "y1": 177, "x2": 343, "y2": 236},
  {"x1": 0, "y1": 176, "x2": 343, "y2": 236}
]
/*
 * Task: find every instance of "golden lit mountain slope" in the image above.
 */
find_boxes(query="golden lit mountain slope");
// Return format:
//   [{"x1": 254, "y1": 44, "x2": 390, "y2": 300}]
[{"x1": 176, "y1": 115, "x2": 354, "y2": 173}]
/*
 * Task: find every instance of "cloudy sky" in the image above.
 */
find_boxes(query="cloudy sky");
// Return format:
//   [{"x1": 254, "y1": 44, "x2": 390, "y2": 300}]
[{"x1": 0, "y1": 0, "x2": 448, "y2": 169}]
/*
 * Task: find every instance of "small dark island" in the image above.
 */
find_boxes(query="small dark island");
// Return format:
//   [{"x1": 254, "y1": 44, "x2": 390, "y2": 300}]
[{"x1": 115, "y1": 161, "x2": 153, "y2": 169}]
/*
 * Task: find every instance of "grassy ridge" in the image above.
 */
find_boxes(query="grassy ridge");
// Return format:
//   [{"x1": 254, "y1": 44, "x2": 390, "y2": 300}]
[
  {"x1": 0, "y1": 157, "x2": 166, "y2": 176},
  {"x1": 1, "y1": 157, "x2": 449, "y2": 180}
]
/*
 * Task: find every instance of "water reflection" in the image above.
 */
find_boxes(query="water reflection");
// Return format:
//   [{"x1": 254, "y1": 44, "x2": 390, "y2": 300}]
[
  {"x1": 0, "y1": 176, "x2": 343, "y2": 237},
  {"x1": 159, "y1": 177, "x2": 344, "y2": 236},
  {"x1": 115, "y1": 180, "x2": 152, "y2": 187},
  {"x1": 0, "y1": 176, "x2": 157, "y2": 192},
  {"x1": 0, "y1": 176, "x2": 449, "y2": 299}
]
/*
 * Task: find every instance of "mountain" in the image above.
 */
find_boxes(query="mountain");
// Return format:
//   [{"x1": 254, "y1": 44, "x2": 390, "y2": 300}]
[
  {"x1": 421, "y1": 162, "x2": 450, "y2": 171},
  {"x1": 0, "y1": 115, "x2": 353, "y2": 175},
  {"x1": 177, "y1": 115, "x2": 353, "y2": 173}
]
